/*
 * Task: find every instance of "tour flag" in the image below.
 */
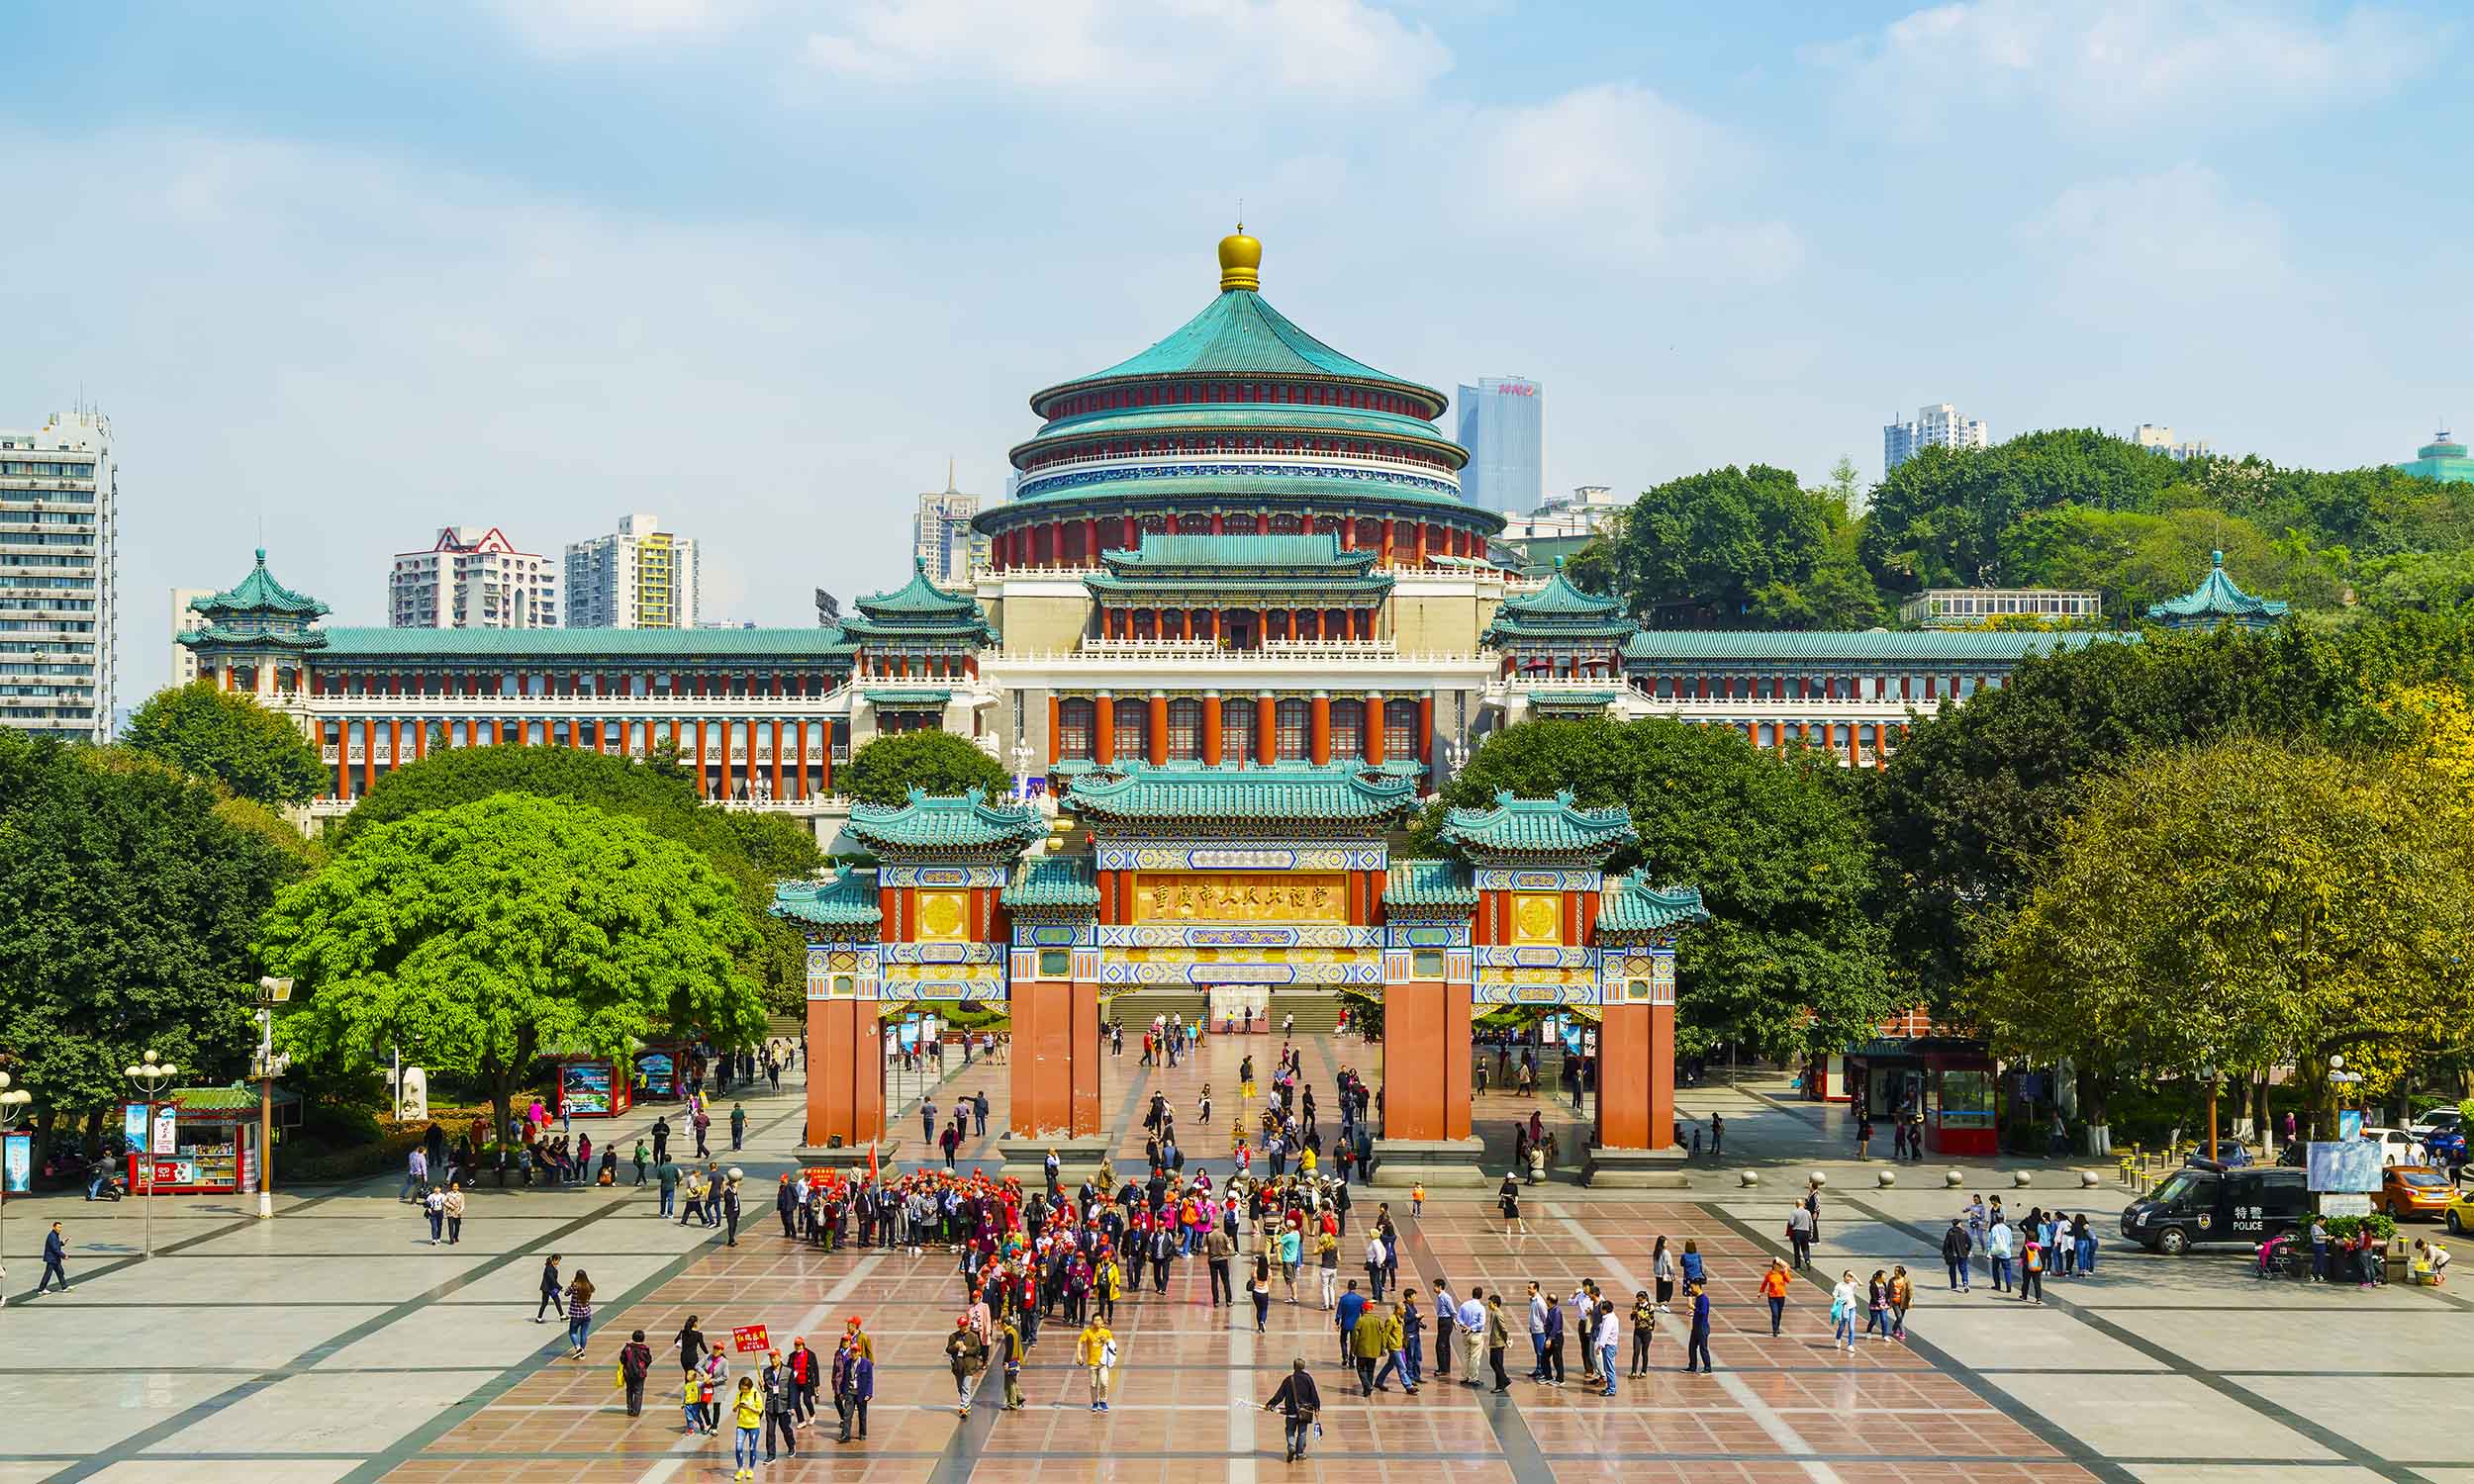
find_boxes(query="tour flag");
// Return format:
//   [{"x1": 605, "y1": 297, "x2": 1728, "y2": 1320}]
[{"x1": 731, "y1": 1325, "x2": 770, "y2": 1354}]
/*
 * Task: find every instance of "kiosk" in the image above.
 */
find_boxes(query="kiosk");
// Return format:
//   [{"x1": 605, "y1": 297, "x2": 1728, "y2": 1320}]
[
  {"x1": 125, "y1": 1087, "x2": 301, "y2": 1194},
  {"x1": 555, "y1": 1058, "x2": 632, "y2": 1119}
]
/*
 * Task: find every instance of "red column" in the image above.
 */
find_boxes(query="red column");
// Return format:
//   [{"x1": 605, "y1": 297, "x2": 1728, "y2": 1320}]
[
  {"x1": 363, "y1": 722, "x2": 379, "y2": 794},
  {"x1": 1364, "y1": 693, "x2": 1385, "y2": 765},
  {"x1": 1148, "y1": 693, "x2": 1168, "y2": 767},
  {"x1": 1416, "y1": 694, "x2": 1435, "y2": 782},
  {"x1": 1596, "y1": 1001, "x2": 1676, "y2": 1151},
  {"x1": 1047, "y1": 695, "x2": 1062, "y2": 768},
  {"x1": 1256, "y1": 693, "x2": 1277, "y2": 765},
  {"x1": 807, "y1": 995, "x2": 887, "y2": 1150},
  {"x1": 1087, "y1": 516, "x2": 1100, "y2": 560},
  {"x1": 695, "y1": 720, "x2": 709, "y2": 796},
  {"x1": 819, "y1": 724, "x2": 834, "y2": 795},
  {"x1": 334, "y1": 724, "x2": 349, "y2": 799},
  {"x1": 1380, "y1": 519, "x2": 1394, "y2": 567},
  {"x1": 1202, "y1": 694, "x2": 1223, "y2": 766},
  {"x1": 1411, "y1": 521, "x2": 1428, "y2": 565},
  {"x1": 773, "y1": 719, "x2": 786, "y2": 797},
  {"x1": 1094, "y1": 694, "x2": 1115, "y2": 766},
  {"x1": 414, "y1": 720, "x2": 428, "y2": 762},
  {"x1": 1309, "y1": 693, "x2": 1331, "y2": 766},
  {"x1": 1383, "y1": 978, "x2": 1472, "y2": 1141}
]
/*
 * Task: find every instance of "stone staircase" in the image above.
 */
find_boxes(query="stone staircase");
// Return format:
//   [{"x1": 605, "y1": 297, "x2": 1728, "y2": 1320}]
[{"x1": 1101, "y1": 990, "x2": 1209, "y2": 1028}]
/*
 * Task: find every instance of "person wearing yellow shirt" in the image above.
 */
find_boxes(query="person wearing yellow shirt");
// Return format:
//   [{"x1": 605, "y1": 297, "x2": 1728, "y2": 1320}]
[
  {"x1": 729, "y1": 1375, "x2": 764, "y2": 1479},
  {"x1": 1076, "y1": 1317, "x2": 1116, "y2": 1412}
]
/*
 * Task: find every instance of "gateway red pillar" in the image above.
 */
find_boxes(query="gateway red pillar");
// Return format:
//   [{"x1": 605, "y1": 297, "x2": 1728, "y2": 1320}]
[
  {"x1": 1009, "y1": 980, "x2": 1102, "y2": 1139},
  {"x1": 806, "y1": 994, "x2": 886, "y2": 1149},
  {"x1": 1596, "y1": 1001, "x2": 1677, "y2": 1151},
  {"x1": 1382, "y1": 979, "x2": 1472, "y2": 1141}
]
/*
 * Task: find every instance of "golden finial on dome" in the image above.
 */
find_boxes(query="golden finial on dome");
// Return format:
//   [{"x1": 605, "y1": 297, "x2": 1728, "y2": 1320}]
[{"x1": 1218, "y1": 220, "x2": 1261, "y2": 292}]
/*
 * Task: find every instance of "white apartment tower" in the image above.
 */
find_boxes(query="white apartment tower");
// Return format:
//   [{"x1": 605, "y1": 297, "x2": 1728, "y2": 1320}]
[
  {"x1": 170, "y1": 587, "x2": 214, "y2": 688},
  {"x1": 389, "y1": 526, "x2": 561, "y2": 629},
  {"x1": 0, "y1": 410, "x2": 118, "y2": 741},
  {"x1": 1883, "y1": 403, "x2": 1990, "y2": 473},
  {"x1": 565, "y1": 513, "x2": 698, "y2": 629},
  {"x1": 2133, "y1": 423, "x2": 2212, "y2": 461},
  {"x1": 914, "y1": 466, "x2": 986, "y2": 587}
]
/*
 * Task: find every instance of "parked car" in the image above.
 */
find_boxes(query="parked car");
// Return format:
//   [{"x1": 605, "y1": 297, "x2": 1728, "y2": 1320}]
[
  {"x1": 2122, "y1": 1161, "x2": 2309, "y2": 1254},
  {"x1": 2187, "y1": 1139, "x2": 2253, "y2": 1166},
  {"x1": 2378, "y1": 1165, "x2": 2455, "y2": 1222},
  {"x1": 2359, "y1": 1127, "x2": 2426, "y2": 1166},
  {"x1": 2447, "y1": 1183, "x2": 2474, "y2": 1235}
]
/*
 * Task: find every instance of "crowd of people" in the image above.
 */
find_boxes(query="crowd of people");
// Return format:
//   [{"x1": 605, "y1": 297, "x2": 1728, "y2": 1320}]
[{"x1": 1937, "y1": 1193, "x2": 2101, "y2": 1299}]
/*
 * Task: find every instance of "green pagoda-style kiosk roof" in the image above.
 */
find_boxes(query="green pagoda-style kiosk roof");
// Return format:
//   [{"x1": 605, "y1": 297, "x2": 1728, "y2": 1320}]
[
  {"x1": 1440, "y1": 789, "x2": 1638, "y2": 866},
  {"x1": 1000, "y1": 856, "x2": 1101, "y2": 915},
  {"x1": 2144, "y1": 550, "x2": 2289, "y2": 630},
  {"x1": 773, "y1": 867, "x2": 884, "y2": 931},
  {"x1": 843, "y1": 788, "x2": 1043, "y2": 859},
  {"x1": 1596, "y1": 870, "x2": 1713, "y2": 938},
  {"x1": 1382, "y1": 859, "x2": 1480, "y2": 914},
  {"x1": 839, "y1": 560, "x2": 993, "y2": 645},
  {"x1": 178, "y1": 548, "x2": 333, "y2": 652},
  {"x1": 1481, "y1": 562, "x2": 1631, "y2": 646},
  {"x1": 1086, "y1": 532, "x2": 1391, "y2": 604},
  {"x1": 1065, "y1": 761, "x2": 1422, "y2": 826}
]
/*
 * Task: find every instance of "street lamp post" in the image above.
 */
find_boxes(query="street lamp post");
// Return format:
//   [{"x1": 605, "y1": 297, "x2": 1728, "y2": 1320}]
[
  {"x1": 125, "y1": 1051, "x2": 178, "y2": 1259},
  {"x1": 0, "y1": 1071, "x2": 32, "y2": 1308},
  {"x1": 2199, "y1": 1062, "x2": 2220, "y2": 1161},
  {"x1": 255, "y1": 977, "x2": 293, "y2": 1220}
]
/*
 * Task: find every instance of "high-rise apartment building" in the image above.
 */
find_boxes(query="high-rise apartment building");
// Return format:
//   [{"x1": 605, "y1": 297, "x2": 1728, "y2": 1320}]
[
  {"x1": 1883, "y1": 403, "x2": 1990, "y2": 473},
  {"x1": 914, "y1": 468, "x2": 987, "y2": 585},
  {"x1": 565, "y1": 513, "x2": 698, "y2": 629},
  {"x1": 170, "y1": 587, "x2": 214, "y2": 688},
  {"x1": 2133, "y1": 423, "x2": 2212, "y2": 461},
  {"x1": 1455, "y1": 377, "x2": 1544, "y2": 514},
  {"x1": 389, "y1": 526, "x2": 560, "y2": 629},
  {"x1": 0, "y1": 410, "x2": 118, "y2": 741}
]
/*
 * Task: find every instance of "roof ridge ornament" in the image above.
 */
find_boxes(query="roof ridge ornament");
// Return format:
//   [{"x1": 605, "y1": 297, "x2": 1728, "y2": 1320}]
[{"x1": 1218, "y1": 225, "x2": 1262, "y2": 293}]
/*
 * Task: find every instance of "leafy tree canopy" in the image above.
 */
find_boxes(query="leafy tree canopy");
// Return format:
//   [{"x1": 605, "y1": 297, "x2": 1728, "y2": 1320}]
[
  {"x1": 260, "y1": 793, "x2": 769, "y2": 1140},
  {"x1": 1591, "y1": 464, "x2": 1839, "y2": 627},
  {"x1": 123, "y1": 681, "x2": 329, "y2": 803},
  {"x1": 1971, "y1": 738, "x2": 2474, "y2": 1130},
  {"x1": 0, "y1": 734, "x2": 304, "y2": 1154},
  {"x1": 1413, "y1": 718, "x2": 1894, "y2": 1059},
  {"x1": 840, "y1": 730, "x2": 1010, "y2": 807},
  {"x1": 336, "y1": 744, "x2": 819, "y2": 1010}
]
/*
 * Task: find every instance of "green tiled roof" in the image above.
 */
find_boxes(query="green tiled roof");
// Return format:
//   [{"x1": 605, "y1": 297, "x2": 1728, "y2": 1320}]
[
  {"x1": 1482, "y1": 564, "x2": 1635, "y2": 645},
  {"x1": 1441, "y1": 789, "x2": 1637, "y2": 862},
  {"x1": 773, "y1": 868, "x2": 882, "y2": 928},
  {"x1": 1621, "y1": 629, "x2": 2118, "y2": 663},
  {"x1": 1526, "y1": 690, "x2": 1620, "y2": 706},
  {"x1": 1501, "y1": 566, "x2": 1624, "y2": 618},
  {"x1": 995, "y1": 469, "x2": 1496, "y2": 520},
  {"x1": 2145, "y1": 551, "x2": 2290, "y2": 627},
  {"x1": 1011, "y1": 404, "x2": 1466, "y2": 463},
  {"x1": 1038, "y1": 290, "x2": 1447, "y2": 417},
  {"x1": 862, "y1": 688, "x2": 953, "y2": 706},
  {"x1": 1107, "y1": 533, "x2": 1375, "y2": 571},
  {"x1": 841, "y1": 561, "x2": 993, "y2": 644},
  {"x1": 1384, "y1": 859, "x2": 1478, "y2": 911},
  {"x1": 315, "y1": 626, "x2": 857, "y2": 660},
  {"x1": 856, "y1": 561, "x2": 981, "y2": 617},
  {"x1": 844, "y1": 788, "x2": 1044, "y2": 857},
  {"x1": 1001, "y1": 856, "x2": 1100, "y2": 911},
  {"x1": 167, "y1": 1085, "x2": 303, "y2": 1113},
  {"x1": 1067, "y1": 761, "x2": 1422, "y2": 823},
  {"x1": 177, "y1": 623, "x2": 330, "y2": 651},
  {"x1": 1596, "y1": 871, "x2": 1712, "y2": 936},
  {"x1": 199, "y1": 549, "x2": 331, "y2": 618}
]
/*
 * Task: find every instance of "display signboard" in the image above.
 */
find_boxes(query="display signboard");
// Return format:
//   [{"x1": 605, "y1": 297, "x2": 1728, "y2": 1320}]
[
  {"x1": 2337, "y1": 1110, "x2": 2363, "y2": 1140},
  {"x1": 124, "y1": 1103, "x2": 150, "y2": 1152},
  {"x1": 1, "y1": 1131, "x2": 30, "y2": 1193},
  {"x1": 634, "y1": 1051, "x2": 677, "y2": 1099},
  {"x1": 151, "y1": 1107, "x2": 178, "y2": 1157},
  {"x1": 731, "y1": 1325, "x2": 771, "y2": 1354},
  {"x1": 2319, "y1": 1193, "x2": 2372, "y2": 1217},
  {"x1": 562, "y1": 1064, "x2": 612, "y2": 1116},
  {"x1": 2306, "y1": 1140, "x2": 2383, "y2": 1194}
]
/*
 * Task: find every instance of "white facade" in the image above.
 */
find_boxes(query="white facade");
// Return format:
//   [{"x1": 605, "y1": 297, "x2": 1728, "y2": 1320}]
[
  {"x1": 171, "y1": 587, "x2": 214, "y2": 688},
  {"x1": 1500, "y1": 484, "x2": 1629, "y2": 540},
  {"x1": 0, "y1": 410, "x2": 118, "y2": 741},
  {"x1": 1898, "y1": 588, "x2": 2103, "y2": 626},
  {"x1": 389, "y1": 526, "x2": 560, "y2": 629},
  {"x1": 565, "y1": 512, "x2": 698, "y2": 629},
  {"x1": 914, "y1": 476, "x2": 986, "y2": 586},
  {"x1": 2133, "y1": 423, "x2": 2212, "y2": 461},
  {"x1": 1883, "y1": 403, "x2": 1990, "y2": 472}
]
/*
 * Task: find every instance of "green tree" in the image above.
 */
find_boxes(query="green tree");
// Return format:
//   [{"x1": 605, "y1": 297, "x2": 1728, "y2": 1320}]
[
  {"x1": 0, "y1": 735, "x2": 304, "y2": 1164},
  {"x1": 260, "y1": 793, "x2": 769, "y2": 1143},
  {"x1": 1973, "y1": 739, "x2": 2474, "y2": 1132},
  {"x1": 123, "y1": 681, "x2": 328, "y2": 803},
  {"x1": 1413, "y1": 718, "x2": 1893, "y2": 1058},
  {"x1": 1596, "y1": 464, "x2": 1836, "y2": 626},
  {"x1": 1861, "y1": 428, "x2": 2187, "y2": 593},
  {"x1": 840, "y1": 730, "x2": 1011, "y2": 807},
  {"x1": 338, "y1": 744, "x2": 819, "y2": 1010}
]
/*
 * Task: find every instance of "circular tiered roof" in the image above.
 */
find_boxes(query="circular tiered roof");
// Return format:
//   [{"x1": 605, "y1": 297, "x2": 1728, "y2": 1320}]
[{"x1": 977, "y1": 232, "x2": 1501, "y2": 563}]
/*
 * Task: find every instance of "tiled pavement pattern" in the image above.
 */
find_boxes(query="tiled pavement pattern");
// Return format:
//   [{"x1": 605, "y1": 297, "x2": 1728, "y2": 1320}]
[{"x1": 2, "y1": 1034, "x2": 2469, "y2": 1483}]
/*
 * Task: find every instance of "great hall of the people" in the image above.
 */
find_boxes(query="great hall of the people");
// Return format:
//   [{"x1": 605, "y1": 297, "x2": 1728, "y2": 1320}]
[{"x1": 179, "y1": 231, "x2": 2127, "y2": 1176}]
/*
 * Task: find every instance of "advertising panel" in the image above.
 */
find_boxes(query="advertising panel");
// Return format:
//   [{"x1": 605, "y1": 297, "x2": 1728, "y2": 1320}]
[
  {"x1": 2306, "y1": 1140, "x2": 2384, "y2": 1194},
  {"x1": 562, "y1": 1063, "x2": 613, "y2": 1116},
  {"x1": 1, "y1": 1131, "x2": 30, "y2": 1194}
]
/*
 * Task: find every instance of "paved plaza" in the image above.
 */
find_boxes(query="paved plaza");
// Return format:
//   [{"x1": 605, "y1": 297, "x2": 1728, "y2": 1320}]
[{"x1": 3, "y1": 1033, "x2": 2468, "y2": 1483}]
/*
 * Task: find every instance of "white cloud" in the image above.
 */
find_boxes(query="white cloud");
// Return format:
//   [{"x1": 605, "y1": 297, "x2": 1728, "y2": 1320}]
[
  {"x1": 2024, "y1": 163, "x2": 2291, "y2": 299},
  {"x1": 1817, "y1": 0, "x2": 2428, "y2": 137},
  {"x1": 494, "y1": 0, "x2": 759, "y2": 52},
  {"x1": 1457, "y1": 84, "x2": 1800, "y2": 281},
  {"x1": 804, "y1": 0, "x2": 1451, "y2": 99}
]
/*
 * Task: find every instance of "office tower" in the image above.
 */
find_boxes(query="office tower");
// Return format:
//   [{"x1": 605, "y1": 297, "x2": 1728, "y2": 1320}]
[
  {"x1": 1455, "y1": 377, "x2": 1544, "y2": 514},
  {"x1": 1883, "y1": 403, "x2": 1990, "y2": 473},
  {"x1": 564, "y1": 513, "x2": 698, "y2": 628},
  {"x1": 915, "y1": 467, "x2": 987, "y2": 585},
  {"x1": 2133, "y1": 423, "x2": 2212, "y2": 461},
  {"x1": 389, "y1": 526, "x2": 561, "y2": 629},
  {"x1": 2397, "y1": 429, "x2": 2474, "y2": 484},
  {"x1": 0, "y1": 410, "x2": 118, "y2": 741},
  {"x1": 171, "y1": 587, "x2": 214, "y2": 688}
]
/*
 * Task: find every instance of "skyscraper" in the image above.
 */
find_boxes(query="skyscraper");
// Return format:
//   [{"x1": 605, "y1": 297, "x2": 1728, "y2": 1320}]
[
  {"x1": 170, "y1": 587, "x2": 215, "y2": 688},
  {"x1": 0, "y1": 410, "x2": 118, "y2": 741},
  {"x1": 389, "y1": 526, "x2": 561, "y2": 629},
  {"x1": 565, "y1": 513, "x2": 699, "y2": 628},
  {"x1": 1455, "y1": 377, "x2": 1544, "y2": 514},
  {"x1": 914, "y1": 465, "x2": 988, "y2": 585},
  {"x1": 1883, "y1": 403, "x2": 1990, "y2": 473}
]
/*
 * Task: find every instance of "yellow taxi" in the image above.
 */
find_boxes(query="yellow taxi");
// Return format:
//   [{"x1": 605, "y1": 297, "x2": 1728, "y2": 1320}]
[
  {"x1": 2381, "y1": 1165, "x2": 2454, "y2": 1222},
  {"x1": 2446, "y1": 1177, "x2": 2474, "y2": 1236}
]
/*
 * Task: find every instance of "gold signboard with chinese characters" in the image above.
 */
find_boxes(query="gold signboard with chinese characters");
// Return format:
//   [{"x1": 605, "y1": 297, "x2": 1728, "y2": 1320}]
[
  {"x1": 915, "y1": 890, "x2": 969, "y2": 942},
  {"x1": 1510, "y1": 891, "x2": 1564, "y2": 946},
  {"x1": 1134, "y1": 873, "x2": 1347, "y2": 924}
]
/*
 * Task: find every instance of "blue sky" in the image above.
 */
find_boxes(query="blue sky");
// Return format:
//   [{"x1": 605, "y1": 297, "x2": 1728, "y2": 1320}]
[{"x1": 4, "y1": 1, "x2": 2465, "y2": 697}]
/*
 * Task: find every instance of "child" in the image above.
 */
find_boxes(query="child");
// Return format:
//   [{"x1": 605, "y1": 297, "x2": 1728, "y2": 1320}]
[
  {"x1": 1410, "y1": 1182, "x2": 1425, "y2": 1218},
  {"x1": 684, "y1": 1366, "x2": 708, "y2": 1436}
]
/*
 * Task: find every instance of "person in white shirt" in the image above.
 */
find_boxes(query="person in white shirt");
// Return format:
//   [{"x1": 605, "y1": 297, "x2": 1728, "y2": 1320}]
[
  {"x1": 1457, "y1": 1290, "x2": 1486, "y2": 1383},
  {"x1": 1525, "y1": 1283, "x2": 1549, "y2": 1380},
  {"x1": 1364, "y1": 1233, "x2": 1388, "y2": 1302},
  {"x1": 1592, "y1": 1304, "x2": 1621, "y2": 1396},
  {"x1": 1431, "y1": 1280, "x2": 1457, "y2": 1380},
  {"x1": 1987, "y1": 1219, "x2": 2016, "y2": 1292},
  {"x1": 1828, "y1": 1272, "x2": 1860, "y2": 1353}
]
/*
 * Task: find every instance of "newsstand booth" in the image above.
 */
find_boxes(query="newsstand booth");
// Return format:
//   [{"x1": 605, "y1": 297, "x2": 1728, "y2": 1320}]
[
  {"x1": 1844, "y1": 1038, "x2": 1998, "y2": 1157},
  {"x1": 554, "y1": 1057, "x2": 633, "y2": 1120},
  {"x1": 630, "y1": 1044, "x2": 691, "y2": 1102},
  {"x1": 125, "y1": 1086, "x2": 301, "y2": 1195}
]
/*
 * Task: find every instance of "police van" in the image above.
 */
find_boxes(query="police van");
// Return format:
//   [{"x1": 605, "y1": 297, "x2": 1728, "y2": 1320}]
[{"x1": 2119, "y1": 1160, "x2": 2310, "y2": 1254}]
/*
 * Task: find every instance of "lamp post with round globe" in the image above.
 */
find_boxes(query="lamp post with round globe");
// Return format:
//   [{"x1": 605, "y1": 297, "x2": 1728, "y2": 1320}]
[
  {"x1": 126, "y1": 1052, "x2": 178, "y2": 1258},
  {"x1": 0, "y1": 1069, "x2": 32, "y2": 1307}
]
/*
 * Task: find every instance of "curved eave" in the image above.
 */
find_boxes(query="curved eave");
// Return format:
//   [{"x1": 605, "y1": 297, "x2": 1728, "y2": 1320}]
[
  {"x1": 1031, "y1": 369, "x2": 1450, "y2": 424},
  {"x1": 1008, "y1": 405, "x2": 1469, "y2": 471},
  {"x1": 980, "y1": 473, "x2": 1505, "y2": 528},
  {"x1": 177, "y1": 625, "x2": 331, "y2": 650}
]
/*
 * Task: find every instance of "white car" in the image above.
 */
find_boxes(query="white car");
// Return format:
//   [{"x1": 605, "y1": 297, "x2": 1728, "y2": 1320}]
[{"x1": 2358, "y1": 1126, "x2": 2426, "y2": 1166}]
